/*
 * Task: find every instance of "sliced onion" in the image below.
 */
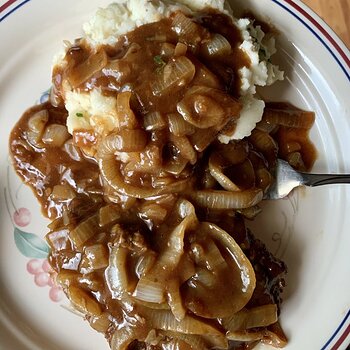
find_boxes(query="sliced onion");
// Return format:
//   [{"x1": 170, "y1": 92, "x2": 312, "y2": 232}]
[
  {"x1": 166, "y1": 278, "x2": 186, "y2": 321},
  {"x1": 134, "y1": 200, "x2": 197, "y2": 303},
  {"x1": 67, "y1": 285, "x2": 102, "y2": 317},
  {"x1": 81, "y1": 244, "x2": 109, "y2": 272},
  {"x1": 89, "y1": 312, "x2": 111, "y2": 333},
  {"x1": 209, "y1": 153, "x2": 240, "y2": 192},
  {"x1": 110, "y1": 325, "x2": 147, "y2": 350},
  {"x1": 184, "y1": 222, "x2": 256, "y2": 318},
  {"x1": 177, "y1": 94, "x2": 225, "y2": 129},
  {"x1": 192, "y1": 62, "x2": 222, "y2": 89},
  {"x1": 192, "y1": 268, "x2": 216, "y2": 288},
  {"x1": 221, "y1": 304, "x2": 278, "y2": 331},
  {"x1": 103, "y1": 130, "x2": 147, "y2": 156},
  {"x1": 178, "y1": 255, "x2": 196, "y2": 284},
  {"x1": 162, "y1": 332, "x2": 210, "y2": 350},
  {"x1": 202, "y1": 34, "x2": 232, "y2": 57},
  {"x1": 169, "y1": 135, "x2": 197, "y2": 165},
  {"x1": 116, "y1": 91, "x2": 138, "y2": 129},
  {"x1": 190, "y1": 189, "x2": 263, "y2": 209},
  {"x1": 249, "y1": 129, "x2": 278, "y2": 166},
  {"x1": 135, "y1": 251, "x2": 157, "y2": 279},
  {"x1": 64, "y1": 139, "x2": 83, "y2": 161},
  {"x1": 70, "y1": 215, "x2": 99, "y2": 248},
  {"x1": 99, "y1": 157, "x2": 189, "y2": 198},
  {"x1": 263, "y1": 107, "x2": 315, "y2": 129},
  {"x1": 28, "y1": 109, "x2": 49, "y2": 133},
  {"x1": 163, "y1": 156, "x2": 188, "y2": 176},
  {"x1": 144, "y1": 111, "x2": 166, "y2": 131},
  {"x1": 42, "y1": 124, "x2": 70, "y2": 147},
  {"x1": 214, "y1": 141, "x2": 248, "y2": 165},
  {"x1": 140, "y1": 203, "x2": 168, "y2": 224},
  {"x1": 151, "y1": 56, "x2": 195, "y2": 96},
  {"x1": 140, "y1": 307, "x2": 223, "y2": 336},
  {"x1": 133, "y1": 275, "x2": 166, "y2": 303},
  {"x1": 171, "y1": 12, "x2": 201, "y2": 44},
  {"x1": 167, "y1": 113, "x2": 195, "y2": 137},
  {"x1": 227, "y1": 323, "x2": 287, "y2": 348},
  {"x1": 67, "y1": 49, "x2": 107, "y2": 88},
  {"x1": 51, "y1": 184, "x2": 76, "y2": 201},
  {"x1": 202, "y1": 238, "x2": 227, "y2": 271},
  {"x1": 189, "y1": 127, "x2": 217, "y2": 152},
  {"x1": 98, "y1": 204, "x2": 121, "y2": 227},
  {"x1": 174, "y1": 42, "x2": 188, "y2": 57},
  {"x1": 178, "y1": 86, "x2": 241, "y2": 131},
  {"x1": 237, "y1": 205, "x2": 262, "y2": 220},
  {"x1": 105, "y1": 245, "x2": 133, "y2": 299}
]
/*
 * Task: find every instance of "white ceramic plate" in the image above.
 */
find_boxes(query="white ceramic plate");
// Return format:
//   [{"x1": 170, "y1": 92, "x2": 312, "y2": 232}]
[{"x1": 0, "y1": 0, "x2": 349, "y2": 349}]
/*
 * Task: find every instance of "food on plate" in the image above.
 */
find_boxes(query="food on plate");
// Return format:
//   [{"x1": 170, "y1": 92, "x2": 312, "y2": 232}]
[{"x1": 9, "y1": 0, "x2": 317, "y2": 349}]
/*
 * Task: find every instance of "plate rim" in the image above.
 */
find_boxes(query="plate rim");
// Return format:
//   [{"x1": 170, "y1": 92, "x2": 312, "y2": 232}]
[{"x1": 0, "y1": 0, "x2": 349, "y2": 349}]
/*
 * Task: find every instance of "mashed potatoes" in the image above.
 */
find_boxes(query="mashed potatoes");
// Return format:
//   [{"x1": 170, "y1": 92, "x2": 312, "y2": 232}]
[{"x1": 55, "y1": 0, "x2": 283, "y2": 141}]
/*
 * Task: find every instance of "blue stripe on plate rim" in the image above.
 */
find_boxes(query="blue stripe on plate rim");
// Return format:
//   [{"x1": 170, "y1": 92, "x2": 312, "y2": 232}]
[{"x1": 0, "y1": 0, "x2": 349, "y2": 348}]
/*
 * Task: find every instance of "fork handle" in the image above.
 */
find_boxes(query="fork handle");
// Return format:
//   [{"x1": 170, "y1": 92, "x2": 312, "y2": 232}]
[{"x1": 301, "y1": 173, "x2": 350, "y2": 187}]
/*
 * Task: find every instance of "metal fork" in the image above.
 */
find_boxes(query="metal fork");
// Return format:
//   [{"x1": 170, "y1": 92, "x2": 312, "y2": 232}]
[{"x1": 266, "y1": 159, "x2": 350, "y2": 200}]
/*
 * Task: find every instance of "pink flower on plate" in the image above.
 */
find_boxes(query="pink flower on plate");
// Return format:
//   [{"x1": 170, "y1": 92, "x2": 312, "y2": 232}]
[
  {"x1": 13, "y1": 208, "x2": 31, "y2": 227},
  {"x1": 49, "y1": 286, "x2": 64, "y2": 302}
]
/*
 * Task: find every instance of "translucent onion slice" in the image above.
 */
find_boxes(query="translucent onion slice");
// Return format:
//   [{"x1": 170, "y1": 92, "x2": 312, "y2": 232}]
[
  {"x1": 110, "y1": 326, "x2": 147, "y2": 350},
  {"x1": 190, "y1": 189, "x2": 263, "y2": 209},
  {"x1": 249, "y1": 129, "x2": 278, "y2": 166},
  {"x1": 263, "y1": 107, "x2": 315, "y2": 129},
  {"x1": 178, "y1": 86, "x2": 241, "y2": 131},
  {"x1": 144, "y1": 111, "x2": 166, "y2": 131},
  {"x1": 89, "y1": 312, "x2": 111, "y2": 333},
  {"x1": 167, "y1": 113, "x2": 195, "y2": 137},
  {"x1": 151, "y1": 56, "x2": 195, "y2": 96},
  {"x1": 105, "y1": 245, "x2": 133, "y2": 299},
  {"x1": 163, "y1": 156, "x2": 188, "y2": 176},
  {"x1": 202, "y1": 34, "x2": 232, "y2": 57},
  {"x1": 184, "y1": 222, "x2": 256, "y2": 318},
  {"x1": 116, "y1": 91, "x2": 138, "y2": 129},
  {"x1": 28, "y1": 109, "x2": 49, "y2": 133},
  {"x1": 67, "y1": 49, "x2": 107, "y2": 88},
  {"x1": 99, "y1": 157, "x2": 189, "y2": 198},
  {"x1": 161, "y1": 331, "x2": 211, "y2": 350},
  {"x1": 70, "y1": 215, "x2": 99, "y2": 249},
  {"x1": 189, "y1": 127, "x2": 218, "y2": 152},
  {"x1": 140, "y1": 307, "x2": 223, "y2": 336},
  {"x1": 42, "y1": 124, "x2": 70, "y2": 147},
  {"x1": 166, "y1": 278, "x2": 186, "y2": 321},
  {"x1": 209, "y1": 153, "x2": 240, "y2": 192},
  {"x1": 221, "y1": 304, "x2": 278, "y2": 331},
  {"x1": 134, "y1": 200, "x2": 197, "y2": 303},
  {"x1": 177, "y1": 94, "x2": 225, "y2": 129},
  {"x1": 98, "y1": 129, "x2": 147, "y2": 158},
  {"x1": 171, "y1": 12, "x2": 202, "y2": 45},
  {"x1": 169, "y1": 135, "x2": 197, "y2": 165},
  {"x1": 67, "y1": 285, "x2": 102, "y2": 317},
  {"x1": 227, "y1": 323, "x2": 287, "y2": 348},
  {"x1": 133, "y1": 275, "x2": 166, "y2": 303}
]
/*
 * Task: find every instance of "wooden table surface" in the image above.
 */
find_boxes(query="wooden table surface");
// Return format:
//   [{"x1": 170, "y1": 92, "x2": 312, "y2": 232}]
[{"x1": 301, "y1": 0, "x2": 350, "y2": 48}]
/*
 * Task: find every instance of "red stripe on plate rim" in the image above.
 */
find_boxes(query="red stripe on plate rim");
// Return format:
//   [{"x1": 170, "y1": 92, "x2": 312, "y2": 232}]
[
  {"x1": 285, "y1": 0, "x2": 350, "y2": 68},
  {"x1": 331, "y1": 323, "x2": 350, "y2": 350},
  {"x1": 0, "y1": 0, "x2": 17, "y2": 13},
  {"x1": 0, "y1": 0, "x2": 349, "y2": 347}
]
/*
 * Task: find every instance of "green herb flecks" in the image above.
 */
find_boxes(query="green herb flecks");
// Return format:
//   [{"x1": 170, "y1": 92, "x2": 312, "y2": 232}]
[
  {"x1": 76, "y1": 112, "x2": 84, "y2": 118},
  {"x1": 154, "y1": 55, "x2": 166, "y2": 73}
]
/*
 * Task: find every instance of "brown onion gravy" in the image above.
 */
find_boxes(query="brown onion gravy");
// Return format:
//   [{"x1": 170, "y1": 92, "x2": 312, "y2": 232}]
[{"x1": 9, "y1": 10, "x2": 317, "y2": 350}]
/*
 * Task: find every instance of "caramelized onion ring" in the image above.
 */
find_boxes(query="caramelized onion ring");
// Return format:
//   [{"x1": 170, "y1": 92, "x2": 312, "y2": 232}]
[
  {"x1": 190, "y1": 189, "x2": 263, "y2": 209},
  {"x1": 99, "y1": 157, "x2": 189, "y2": 198}
]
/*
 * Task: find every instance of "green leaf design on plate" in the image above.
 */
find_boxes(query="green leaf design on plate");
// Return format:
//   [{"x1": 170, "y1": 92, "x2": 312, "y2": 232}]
[{"x1": 14, "y1": 227, "x2": 50, "y2": 258}]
